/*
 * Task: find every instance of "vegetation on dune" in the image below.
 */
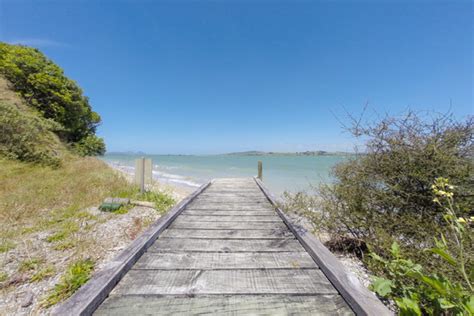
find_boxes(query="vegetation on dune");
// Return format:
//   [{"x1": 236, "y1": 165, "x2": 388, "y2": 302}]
[
  {"x1": 0, "y1": 101, "x2": 66, "y2": 166},
  {"x1": 282, "y1": 111, "x2": 473, "y2": 314},
  {"x1": 0, "y1": 157, "x2": 176, "y2": 309},
  {"x1": 42, "y1": 259, "x2": 95, "y2": 308},
  {"x1": 0, "y1": 42, "x2": 105, "y2": 156},
  {"x1": 0, "y1": 158, "x2": 131, "y2": 252}
]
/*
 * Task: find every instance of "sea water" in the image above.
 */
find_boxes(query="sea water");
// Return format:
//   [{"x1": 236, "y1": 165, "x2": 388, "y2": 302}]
[{"x1": 101, "y1": 153, "x2": 349, "y2": 195}]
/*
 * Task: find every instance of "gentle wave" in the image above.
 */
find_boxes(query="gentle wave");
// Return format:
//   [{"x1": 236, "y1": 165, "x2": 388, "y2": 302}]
[{"x1": 107, "y1": 161, "x2": 201, "y2": 188}]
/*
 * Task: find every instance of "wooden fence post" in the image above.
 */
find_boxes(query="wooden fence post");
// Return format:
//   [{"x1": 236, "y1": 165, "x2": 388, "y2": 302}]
[
  {"x1": 257, "y1": 161, "x2": 263, "y2": 180},
  {"x1": 140, "y1": 157, "x2": 145, "y2": 193}
]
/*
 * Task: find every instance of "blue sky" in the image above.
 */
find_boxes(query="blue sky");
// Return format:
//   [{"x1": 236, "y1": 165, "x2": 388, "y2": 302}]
[{"x1": 1, "y1": 0, "x2": 472, "y2": 154}]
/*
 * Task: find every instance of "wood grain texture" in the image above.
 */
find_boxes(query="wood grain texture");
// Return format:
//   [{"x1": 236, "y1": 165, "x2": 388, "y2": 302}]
[
  {"x1": 254, "y1": 177, "x2": 390, "y2": 316},
  {"x1": 182, "y1": 210, "x2": 277, "y2": 216},
  {"x1": 177, "y1": 214, "x2": 283, "y2": 222},
  {"x1": 133, "y1": 252, "x2": 318, "y2": 269},
  {"x1": 148, "y1": 238, "x2": 304, "y2": 252},
  {"x1": 111, "y1": 269, "x2": 338, "y2": 295},
  {"x1": 95, "y1": 294, "x2": 354, "y2": 316},
  {"x1": 161, "y1": 228, "x2": 292, "y2": 239},
  {"x1": 170, "y1": 220, "x2": 287, "y2": 230},
  {"x1": 183, "y1": 203, "x2": 275, "y2": 211}
]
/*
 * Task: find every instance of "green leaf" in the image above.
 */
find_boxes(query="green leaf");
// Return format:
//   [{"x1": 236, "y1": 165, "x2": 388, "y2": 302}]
[
  {"x1": 429, "y1": 247, "x2": 457, "y2": 266},
  {"x1": 464, "y1": 295, "x2": 474, "y2": 314},
  {"x1": 418, "y1": 275, "x2": 447, "y2": 295},
  {"x1": 371, "y1": 277, "x2": 393, "y2": 297},
  {"x1": 391, "y1": 242, "x2": 400, "y2": 258},
  {"x1": 438, "y1": 298, "x2": 455, "y2": 309},
  {"x1": 396, "y1": 297, "x2": 422, "y2": 316}
]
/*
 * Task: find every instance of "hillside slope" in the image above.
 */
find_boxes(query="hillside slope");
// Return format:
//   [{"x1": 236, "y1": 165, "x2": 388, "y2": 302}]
[{"x1": 0, "y1": 76, "x2": 67, "y2": 166}]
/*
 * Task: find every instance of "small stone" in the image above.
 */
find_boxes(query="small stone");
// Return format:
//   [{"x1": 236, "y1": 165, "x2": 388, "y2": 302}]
[{"x1": 20, "y1": 291, "x2": 34, "y2": 308}]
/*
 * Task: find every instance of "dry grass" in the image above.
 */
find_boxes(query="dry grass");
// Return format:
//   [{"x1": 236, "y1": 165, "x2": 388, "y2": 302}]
[
  {"x1": 0, "y1": 157, "x2": 177, "y2": 313},
  {"x1": 0, "y1": 157, "x2": 132, "y2": 248}
]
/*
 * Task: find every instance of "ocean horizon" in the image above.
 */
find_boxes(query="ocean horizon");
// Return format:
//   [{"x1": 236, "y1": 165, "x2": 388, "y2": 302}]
[{"x1": 101, "y1": 153, "x2": 350, "y2": 195}]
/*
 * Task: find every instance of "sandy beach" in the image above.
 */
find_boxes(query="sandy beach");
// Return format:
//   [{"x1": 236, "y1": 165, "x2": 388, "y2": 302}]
[{"x1": 106, "y1": 162, "x2": 195, "y2": 202}]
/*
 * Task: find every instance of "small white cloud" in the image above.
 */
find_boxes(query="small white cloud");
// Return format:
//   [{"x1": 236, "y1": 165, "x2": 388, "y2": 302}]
[{"x1": 6, "y1": 38, "x2": 68, "y2": 48}]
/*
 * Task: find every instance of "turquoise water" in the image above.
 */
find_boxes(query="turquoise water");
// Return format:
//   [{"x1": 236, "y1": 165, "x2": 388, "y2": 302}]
[{"x1": 101, "y1": 154, "x2": 349, "y2": 195}]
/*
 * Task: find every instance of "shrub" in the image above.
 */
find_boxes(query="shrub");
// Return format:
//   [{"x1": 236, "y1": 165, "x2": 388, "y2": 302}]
[
  {"x1": 72, "y1": 134, "x2": 106, "y2": 156},
  {"x1": 0, "y1": 101, "x2": 64, "y2": 166},
  {"x1": 368, "y1": 178, "x2": 473, "y2": 315},
  {"x1": 303, "y1": 112, "x2": 473, "y2": 277}
]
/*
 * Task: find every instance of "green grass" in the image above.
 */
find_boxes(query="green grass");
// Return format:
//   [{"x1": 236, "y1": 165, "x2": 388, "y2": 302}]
[
  {"x1": 18, "y1": 257, "x2": 44, "y2": 273},
  {"x1": 46, "y1": 222, "x2": 80, "y2": 243},
  {"x1": 0, "y1": 157, "x2": 133, "y2": 247},
  {"x1": 0, "y1": 271, "x2": 7, "y2": 282},
  {"x1": 31, "y1": 266, "x2": 55, "y2": 282},
  {"x1": 117, "y1": 188, "x2": 176, "y2": 214},
  {"x1": 0, "y1": 240, "x2": 15, "y2": 253},
  {"x1": 112, "y1": 204, "x2": 132, "y2": 215},
  {"x1": 52, "y1": 240, "x2": 75, "y2": 251},
  {"x1": 42, "y1": 259, "x2": 94, "y2": 307}
]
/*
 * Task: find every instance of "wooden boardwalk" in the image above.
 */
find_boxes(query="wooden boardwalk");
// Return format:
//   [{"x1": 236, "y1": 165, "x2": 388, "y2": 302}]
[{"x1": 54, "y1": 178, "x2": 389, "y2": 315}]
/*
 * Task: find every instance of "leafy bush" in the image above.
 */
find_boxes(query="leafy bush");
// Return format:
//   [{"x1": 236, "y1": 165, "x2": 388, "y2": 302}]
[
  {"x1": 369, "y1": 178, "x2": 473, "y2": 315},
  {"x1": 302, "y1": 112, "x2": 473, "y2": 277},
  {"x1": 0, "y1": 101, "x2": 64, "y2": 166},
  {"x1": 72, "y1": 134, "x2": 106, "y2": 156}
]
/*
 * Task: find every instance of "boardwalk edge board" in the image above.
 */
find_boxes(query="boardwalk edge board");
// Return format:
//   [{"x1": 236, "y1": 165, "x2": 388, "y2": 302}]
[
  {"x1": 52, "y1": 180, "x2": 213, "y2": 316},
  {"x1": 253, "y1": 177, "x2": 391, "y2": 316}
]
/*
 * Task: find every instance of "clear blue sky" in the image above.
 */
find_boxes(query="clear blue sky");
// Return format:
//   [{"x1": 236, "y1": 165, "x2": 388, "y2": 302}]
[{"x1": 1, "y1": 0, "x2": 472, "y2": 154}]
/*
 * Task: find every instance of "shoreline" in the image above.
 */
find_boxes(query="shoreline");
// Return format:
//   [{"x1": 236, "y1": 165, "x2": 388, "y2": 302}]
[{"x1": 105, "y1": 161, "x2": 195, "y2": 202}]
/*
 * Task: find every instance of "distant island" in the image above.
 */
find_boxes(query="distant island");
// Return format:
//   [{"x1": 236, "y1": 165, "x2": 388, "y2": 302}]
[{"x1": 224, "y1": 150, "x2": 352, "y2": 156}]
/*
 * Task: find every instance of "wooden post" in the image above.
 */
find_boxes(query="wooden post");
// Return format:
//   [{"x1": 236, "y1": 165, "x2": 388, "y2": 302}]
[
  {"x1": 140, "y1": 157, "x2": 145, "y2": 193},
  {"x1": 257, "y1": 161, "x2": 263, "y2": 180}
]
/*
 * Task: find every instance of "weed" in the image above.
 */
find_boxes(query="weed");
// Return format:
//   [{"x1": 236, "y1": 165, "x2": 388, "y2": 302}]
[
  {"x1": 53, "y1": 241, "x2": 75, "y2": 251},
  {"x1": 0, "y1": 271, "x2": 7, "y2": 282},
  {"x1": 0, "y1": 240, "x2": 15, "y2": 253},
  {"x1": 112, "y1": 204, "x2": 132, "y2": 215},
  {"x1": 46, "y1": 221, "x2": 79, "y2": 243},
  {"x1": 42, "y1": 259, "x2": 94, "y2": 307},
  {"x1": 18, "y1": 257, "x2": 44, "y2": 273},
  {"x1": 31, "y1": 266, "x2": 55, "y2": 282}
]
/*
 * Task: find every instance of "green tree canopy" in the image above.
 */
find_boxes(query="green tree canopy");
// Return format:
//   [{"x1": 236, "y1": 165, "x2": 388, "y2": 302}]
[{"x1": 0, "y1": 42, "x2": 105, "y2": 155}]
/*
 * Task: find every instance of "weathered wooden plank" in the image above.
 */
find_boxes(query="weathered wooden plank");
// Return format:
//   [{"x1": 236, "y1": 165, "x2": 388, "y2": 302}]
[
  {"x1": 161, "y1": 228, "x2": 292, "y2": 239},
  {"x1": 148, "y1": 238, "x2": 303, "y2": 252},
  {"x1": 186, "y1": 203, "x2": 275, "y2": 211},
  {"x1": 177, "y1": 214, "x2": 282, "y2": 222},
  {"x1": 170, "y1": 220, "x2": 287, "y2": 230},
  {"x1": 193, "y1": 196, "x2": 270, "y2": 203},
  {"x1": 254, "y1": 177, "x2": 390, "y2": 316},
  {"x1": 182, "y1": 210, "x2": 277, "y2": 216},
  {"x1": 209, "y1": 184, "x2": 258, "y2": 192},
  {"x1": 199, "y1": 192, "x2": 265, "y2": 197},
  {"x1": 111, "y1": 269, "x2": 338, "y2": 295},
  {"x1": 52, "y1": 181, "x2": 213, "y2": 316},
  {"x1": 95, "y1": 294, "x2": 354, "y2": 316},
  {"x1": 203, "y1": 188, "x2": 262, "y2": 193},
  {"x1": 133, "y1": 252, "x2": 318, "y2": 269}
]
